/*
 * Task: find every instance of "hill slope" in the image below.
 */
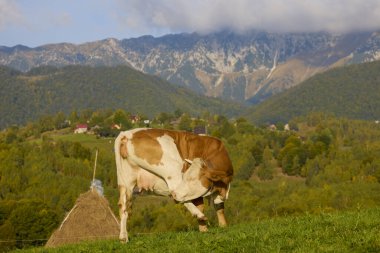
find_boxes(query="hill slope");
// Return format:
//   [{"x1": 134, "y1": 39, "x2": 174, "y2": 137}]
[
  {"x1": 0, "y1": 65, "x2": 243, "y2": 128},
  {"x1": 17, "y1": 208, "x2": 380, "y2": 252},
  {"x1": 245, "y1": 60, "x2": 380, "y2": 124}
]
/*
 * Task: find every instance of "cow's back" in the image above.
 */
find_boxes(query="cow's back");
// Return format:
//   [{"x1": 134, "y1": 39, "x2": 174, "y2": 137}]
[{"x1": 143, "y1": 129, "x2": 234, "y2": 185}]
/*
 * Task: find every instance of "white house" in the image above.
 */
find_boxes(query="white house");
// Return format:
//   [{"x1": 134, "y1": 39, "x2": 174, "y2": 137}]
[{"x1": 74, "y1": 124, "x2": 88, "y2": 134}]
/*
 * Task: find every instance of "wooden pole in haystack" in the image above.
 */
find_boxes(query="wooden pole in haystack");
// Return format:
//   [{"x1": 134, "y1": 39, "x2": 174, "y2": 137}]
[{"x1": 91, "y1": 148, "x2": 98, "y2": 192}]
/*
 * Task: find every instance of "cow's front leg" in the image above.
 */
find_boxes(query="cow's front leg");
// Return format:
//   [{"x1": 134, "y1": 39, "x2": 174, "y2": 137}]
[
  {"x1": 192, "y1": 197, "x2": 208, "y2": 232},
  {"x1": 183, "y1": 202, "x2": 207, "y2": 221},
  {"x1": 118, "y1": 185, "x2": 133, "y2": 242}
]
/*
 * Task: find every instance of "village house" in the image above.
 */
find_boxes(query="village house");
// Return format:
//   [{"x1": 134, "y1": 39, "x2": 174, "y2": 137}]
[{"x1": 74, "y1": 124, "x2": 88, "y2": 134}]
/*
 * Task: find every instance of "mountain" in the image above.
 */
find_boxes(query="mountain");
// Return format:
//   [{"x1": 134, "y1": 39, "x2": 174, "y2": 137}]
[
  {"x1": 0, "y1": 65, "x2": 243, "y2": 129},
  {"x1": 244, "y1": 60, "x2": 380, "y2": 124},
  {"x1": 1, "y1": 31, "x2": 380, "y2": 103}
]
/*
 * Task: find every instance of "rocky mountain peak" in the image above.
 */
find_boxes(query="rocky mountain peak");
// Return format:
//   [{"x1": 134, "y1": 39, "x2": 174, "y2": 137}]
[{"x1": 1, "y1": 30, "x2": 379, "y2": 103}]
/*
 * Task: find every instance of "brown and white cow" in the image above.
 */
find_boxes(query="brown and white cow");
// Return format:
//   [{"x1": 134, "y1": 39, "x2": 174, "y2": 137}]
[{"x1": 114, "y1": 128, "x2": 233, "y2": 242}]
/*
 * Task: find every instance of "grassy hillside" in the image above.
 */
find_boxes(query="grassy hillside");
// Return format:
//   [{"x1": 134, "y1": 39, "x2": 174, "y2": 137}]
[
  {"x1": 15, "y1": 208, "x2": 380, "y2": 252},
  {"x1": 3, "y1": 112, "x2": 380, "y2": 252},
  {"x1": 0, "y1": 65, "x2": 244, "y2": 128},
  {"x1": 245, "y1": 60, "x2": 380, "y2": 124}
]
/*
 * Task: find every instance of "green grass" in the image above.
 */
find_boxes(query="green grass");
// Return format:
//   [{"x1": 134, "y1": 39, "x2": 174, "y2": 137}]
[
  {"x1": 48, "y1": 132, "x2": 115, "y2": 155},
  {"x1": 13, "y1": 208, "x2": 380, "y2": 253}
]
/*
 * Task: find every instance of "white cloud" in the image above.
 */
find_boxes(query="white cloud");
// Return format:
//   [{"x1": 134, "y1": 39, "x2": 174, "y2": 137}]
[
  {"x1": 0, "y1": 0, "x2": 23, "y2": 30},
  {"x1": 120, "y1": 0, "x2": 380, "y2": 34}
]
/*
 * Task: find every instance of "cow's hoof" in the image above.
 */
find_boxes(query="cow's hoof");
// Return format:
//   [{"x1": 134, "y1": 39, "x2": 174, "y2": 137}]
[
  {"x1": 119, "y1": 235, "x2": 129, "y2": 243},
  {"x1": 199, "y1": 224, "x2": 208, "y2": 232}
]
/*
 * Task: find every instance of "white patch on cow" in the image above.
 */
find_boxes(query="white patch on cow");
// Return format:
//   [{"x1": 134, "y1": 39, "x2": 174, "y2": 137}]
[
  {"x1": 183, "y1": 202, "x2": 206, "y2": 220},
  {"x1": 156, "y1": 134, "x2": 184, "y2": 171},
  {"x1": 151, "y1": 177, "x2": 170, "y2": 196},
  {"x1": 136, "y1": 168, "x2": 170, "y2": 196},
  {"x1": 213, "y1": 195, "x2": 224, "y2": 205},
  {"x1": 126, "y1": 134, "x2": 183, "y2": 186},
  {"x1": 120, "y1": 197, "x2": 128, "y2": 240}
]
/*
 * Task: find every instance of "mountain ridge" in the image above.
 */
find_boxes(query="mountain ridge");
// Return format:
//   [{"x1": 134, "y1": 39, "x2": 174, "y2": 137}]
[{"x1": 1, "y1": 30, "x2": 380, "y2": 103}]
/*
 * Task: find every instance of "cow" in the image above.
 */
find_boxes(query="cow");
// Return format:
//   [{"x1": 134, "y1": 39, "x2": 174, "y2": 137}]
[{"x1": 114, "y1": 128, "x2": 233, "y2": 242}]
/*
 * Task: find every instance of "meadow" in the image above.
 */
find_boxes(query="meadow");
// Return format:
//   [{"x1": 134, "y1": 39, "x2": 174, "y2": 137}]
[{"x1": 12, "y1": 207, "x2": 380, "y2": 252}]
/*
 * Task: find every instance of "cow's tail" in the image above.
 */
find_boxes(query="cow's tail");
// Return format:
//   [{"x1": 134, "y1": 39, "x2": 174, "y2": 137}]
[{"x1": 115, "y1": 132, "x2": 127, "y2": 187}]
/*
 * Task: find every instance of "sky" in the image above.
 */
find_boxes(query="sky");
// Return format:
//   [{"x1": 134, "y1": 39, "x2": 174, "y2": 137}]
[{"x1": 1, "y1": 0, "x2": 380, "y2": 47}]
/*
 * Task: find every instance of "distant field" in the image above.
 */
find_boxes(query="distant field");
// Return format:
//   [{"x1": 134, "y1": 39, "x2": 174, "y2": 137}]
[
  {"x1": 48, "y1": 132, "x2": 115, "y2": 155},
  {"x1": 14, "y1": 208, "x2": 380, "y2": 253}
]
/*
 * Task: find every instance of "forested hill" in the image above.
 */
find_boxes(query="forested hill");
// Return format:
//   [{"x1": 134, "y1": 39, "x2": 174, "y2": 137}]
[
  {"x1": 244, "y1": 60, "x2": 380, "y2": 124},
  {"x1": 0, "y1": 65, "x2": 243, "y2": 128}
]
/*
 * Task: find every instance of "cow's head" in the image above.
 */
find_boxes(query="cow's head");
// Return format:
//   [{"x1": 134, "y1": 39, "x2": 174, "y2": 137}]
[
  {"x1": 172, "y1": 157, "x2": 233, "y2": 202},
  {"x1": 171, "y1": 158, "x2": 211, "y2": 202}
]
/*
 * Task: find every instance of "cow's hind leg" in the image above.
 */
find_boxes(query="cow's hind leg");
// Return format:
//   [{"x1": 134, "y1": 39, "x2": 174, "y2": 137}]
[
  {"x1": 192, "y1": 197, "x2": 208, "y2": 232},
  {"x1": 213, "y1": 194, "x2": 227, "y2": 227},
  {"x1": 118, "y1": 185, "x2": 133, "y2": 242}
]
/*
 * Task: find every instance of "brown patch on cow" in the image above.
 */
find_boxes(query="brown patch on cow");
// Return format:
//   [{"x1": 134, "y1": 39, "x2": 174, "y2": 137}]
[
  {"x1": 199, "y1": 174, "x2": 213, "y2": 189},
  {"x1": 132, "y1": 130, "x2": 164, "y2": 165},
  {"x1": 191, "y1": 196, "x2": 204, "y2": 207},
  {"x1": 175, "y1": 131, "x2": 234, "y2": 186},
  {"x1": 199, "y1": 168, "x2": 229, "y2": 199},
  {"x1": 212, "y1": 181, "x2": 228, "y2": 199},
  {"x1": 167, "y1": 176, "x2": 172, "y2": 180},
  {"x1": 182, "y1": 161, "x2": 190, "y2": 173},
  {"x1": 120, "y1": 137, "x2": 129, "y2": 158}
]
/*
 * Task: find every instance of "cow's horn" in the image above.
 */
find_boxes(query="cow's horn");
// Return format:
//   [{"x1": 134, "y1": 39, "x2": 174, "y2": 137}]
[{"x1": 184, "y1": 159, "x2": 193, "y2": 164}]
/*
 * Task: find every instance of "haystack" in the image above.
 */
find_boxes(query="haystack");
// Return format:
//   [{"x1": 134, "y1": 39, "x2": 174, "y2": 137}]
[{"x1": 45, "y1": 190, "x2": 119, "y2": 248}]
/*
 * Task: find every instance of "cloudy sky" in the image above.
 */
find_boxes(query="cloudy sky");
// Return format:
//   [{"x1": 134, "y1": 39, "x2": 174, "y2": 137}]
[{"x1": 1, "y1": 0, "x2": 380, "y2": 47}]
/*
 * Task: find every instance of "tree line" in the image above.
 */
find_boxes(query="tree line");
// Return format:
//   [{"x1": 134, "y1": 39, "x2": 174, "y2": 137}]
[{"x1": 0, "y1": 65, "x2": 243, "y2": 129}]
